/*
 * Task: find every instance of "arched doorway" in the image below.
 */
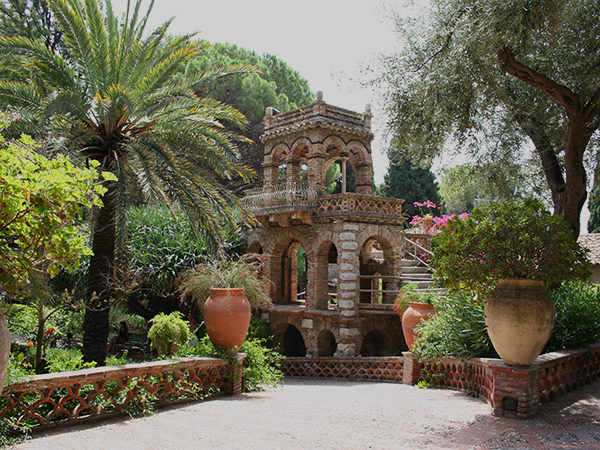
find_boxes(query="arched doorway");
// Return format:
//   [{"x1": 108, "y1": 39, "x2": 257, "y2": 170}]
[
  {"x1": 359, "y1": 237, "x2": 398, "y2": 305},
  {"x1": 281, "y1": 242, "x2": 307, "y2": 304},
  {"x1": 325, "y1": 159, "x2": 356, "y2": 194},
  {"x1": 317, "y1": 329, "x2": 336, "y2": 356},
  {"x1": 282, "y1": 325, "x2": 307, "y2": 357},
  {"x1": 361, "y1": 330, "x2": 392, "y2": 356}
]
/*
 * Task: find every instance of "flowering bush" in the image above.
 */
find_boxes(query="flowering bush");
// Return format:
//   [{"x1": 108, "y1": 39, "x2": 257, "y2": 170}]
[
  {"x1": 409, "y1": 199, "x2": 468, "y2": 234},
  {"x1": 430, "y1": 200, "x2": 590, "y2": 294}
]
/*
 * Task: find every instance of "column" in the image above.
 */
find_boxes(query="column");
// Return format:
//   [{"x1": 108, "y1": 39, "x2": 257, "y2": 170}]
[{"x1": 335, "y1": 223, "x2": 361, "y2": 357}]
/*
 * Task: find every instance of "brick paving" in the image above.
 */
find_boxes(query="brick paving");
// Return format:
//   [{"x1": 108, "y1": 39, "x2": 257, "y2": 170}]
[{"x1": 15, "y1": 378, "x2": 600, "y2": 449}]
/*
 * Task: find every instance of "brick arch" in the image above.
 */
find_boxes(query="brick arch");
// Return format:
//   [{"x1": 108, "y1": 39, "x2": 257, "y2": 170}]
[
  {"x1": 290, "y1": 137, "x2": 312, "y2": 158},
  {"x1": 322, "y1": 135, "x2": 346, "y2": 154},
  {"x1": 316, "y1": 328, "x2": 337, "y2": 356},
  {"x1": 269, "y1": 237, "x2": 312, "y2": 305},
  {"x1": 346, "y1": 140, "x2": 371, "y2": 164},
  {"x1": 247, "y1": 240, "x2": 263, "y2": 254},
  {"x1": 357, "y1": 233, "x2": 401, "y2": 305},
  {"x1": 272, "y1": 322, "x2": 307, "y2": 357},
  {"x1": 309, "y1": 239, "x2": 338, "y2": 311},
  {"x1": 266, "y1": 142, "x2": 290, "y2": 161},
  {"x1": 360, "y1": 328, "x2": 394, "y2": 356}
]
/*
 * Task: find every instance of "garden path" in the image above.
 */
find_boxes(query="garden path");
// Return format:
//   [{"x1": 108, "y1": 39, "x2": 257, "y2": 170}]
[{"x1": 16, "y1": 378, "x2": 600, "y2": 449}]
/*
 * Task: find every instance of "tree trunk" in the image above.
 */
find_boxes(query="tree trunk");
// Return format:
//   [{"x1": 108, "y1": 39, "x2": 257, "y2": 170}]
[{"x1": 83, "y1": 181, "x2": 117, "y2": 365}]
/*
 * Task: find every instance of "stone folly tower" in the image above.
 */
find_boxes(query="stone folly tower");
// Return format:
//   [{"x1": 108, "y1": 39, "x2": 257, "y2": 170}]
[{"x1": 244, "y1": 93, "x2": 408, "y2": 357}]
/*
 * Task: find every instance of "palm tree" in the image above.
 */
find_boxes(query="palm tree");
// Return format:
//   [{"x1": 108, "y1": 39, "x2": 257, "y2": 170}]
[{"x1": 0, "y1": 0, "x2": 255, "y2": 364}]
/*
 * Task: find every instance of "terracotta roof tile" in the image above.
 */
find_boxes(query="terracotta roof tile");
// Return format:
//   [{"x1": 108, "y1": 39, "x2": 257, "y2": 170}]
[{"x1": 578, "y1": 234, "x2": 600, "y2": 265}]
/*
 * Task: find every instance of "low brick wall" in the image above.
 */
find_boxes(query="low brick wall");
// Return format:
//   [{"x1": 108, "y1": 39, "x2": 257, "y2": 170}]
[
  {"x1": 0, "y1": 355, "x2": 244, "y2": 431},
  {"x1": 403, "y1": 344, "x2": 600, "y2": 418},
  {"x1": 282, "y1": 357, "x2": 404, "y2": 382}
]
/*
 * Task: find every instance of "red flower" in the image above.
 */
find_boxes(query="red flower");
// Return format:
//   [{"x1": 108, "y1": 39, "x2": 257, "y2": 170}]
[
  {"x1": 27, "y1": 341, "x2": 34, "y2": 347},
  {"x1": 44, "y1": 327, "x2": 56, "y2": 335}
]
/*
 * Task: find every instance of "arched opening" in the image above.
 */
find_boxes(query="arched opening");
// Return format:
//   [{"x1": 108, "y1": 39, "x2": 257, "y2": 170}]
[
  {"x1": 277, "y1": 154, "x2": 287, "y2": 185},
  {"x1": 282, "y1": 325, "x2": 307, "y2": 357},
  {"x1": 247, "y1": 242, "x2": 263, "y2": 254},
  {"x1": 359, "y1": 237, "x2": 398, "y2": 304},
  {"x1": 299, "y1": 160, "x2": 308, "y2": 184},
  {"x1": 317, "y1": 329, "x2": 336, "y2": 357},
  {"x1": 361, "y1": 330, "x2": 392, "y2": 356},
  {"x1": 281, "y1": 242, "x2": 307, "y2": 305},
  {"x1": 328, "y1": 244, "x2": 338, "y2": 307},
  {"x1": 325, "y1": 159, "x2": 356, "y2": 194}
]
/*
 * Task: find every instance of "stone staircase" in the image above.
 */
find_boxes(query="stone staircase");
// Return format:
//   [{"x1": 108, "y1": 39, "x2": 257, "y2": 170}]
[{"x1": 399, "y1": 258, "x2": 439, "y2": 291}]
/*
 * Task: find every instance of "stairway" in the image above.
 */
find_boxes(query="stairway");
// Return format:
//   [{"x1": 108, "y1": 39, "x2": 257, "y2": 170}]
[{"x1": 399, "y1": 258, "x2": 438, "y2": 291}]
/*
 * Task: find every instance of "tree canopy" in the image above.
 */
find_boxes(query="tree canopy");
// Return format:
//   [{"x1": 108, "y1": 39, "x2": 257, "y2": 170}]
[
  {"x1": 378, "y1": 159, "x2": 441, "y2": 219},
  {"x1": 0, "y1": 119, "x2": 107, "y2": 292},
  {"x1": 180, "y1": 42, "x2": 314, "y2": 181},
  {"x1": 381, "y1": 0, "x2": 600, "y2": 237}
]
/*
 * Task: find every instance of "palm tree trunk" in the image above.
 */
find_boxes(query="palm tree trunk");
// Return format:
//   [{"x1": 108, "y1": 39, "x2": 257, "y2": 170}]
[{"x1": 83, "y1": 181, "x2": 117, "y2": 365}]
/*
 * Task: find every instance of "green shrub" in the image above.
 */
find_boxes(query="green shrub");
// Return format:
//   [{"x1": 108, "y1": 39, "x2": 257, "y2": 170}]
[
  {"x1": 412, "y1": 292, "x2": 496, "y2": 359},
  {"x1": 545, "y1": 281, "x2": 600, "y2": 352},
  {"x1": 45, "y1": 348, "x2": 96, "y2": 373},
  {"x1": 431, "y1": 200, "x2": 590, "y2": 295},
  {"x1": 148, "y1": 312, "x2": 191, "y2": 356},
  {"x1": 247, "y1": 315, "x2": 272, "y2": 341},
  {"x1": 181, "y1": 335, "x2": 284, "y2": 392}
]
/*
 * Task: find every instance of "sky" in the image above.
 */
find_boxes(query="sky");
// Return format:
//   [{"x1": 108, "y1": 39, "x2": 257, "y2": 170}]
[{"x1": 109, "y1": 0, "x2": 414, "y2": 183}]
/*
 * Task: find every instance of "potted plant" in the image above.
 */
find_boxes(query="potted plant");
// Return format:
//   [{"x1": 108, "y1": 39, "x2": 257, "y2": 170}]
[
  {"x1": 179, "y1": 254, "x2": 272, "y2": 352},
  {"x1": 430, "y1": 199, "x2": 590, "y2": 366},
  {"x1": 395, "y1": 283, "x2": 439, "y2": 350}
]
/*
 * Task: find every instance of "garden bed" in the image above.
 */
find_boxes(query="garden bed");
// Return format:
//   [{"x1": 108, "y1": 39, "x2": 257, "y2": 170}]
[{"x1": 1, "y1": 355, "x2": 244, "y2": 432}]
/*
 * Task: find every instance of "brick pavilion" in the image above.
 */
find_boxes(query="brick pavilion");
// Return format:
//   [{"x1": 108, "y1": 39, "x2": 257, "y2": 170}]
[{"x1": 244, "y1": 92, "x2": 432, "y2": 357}]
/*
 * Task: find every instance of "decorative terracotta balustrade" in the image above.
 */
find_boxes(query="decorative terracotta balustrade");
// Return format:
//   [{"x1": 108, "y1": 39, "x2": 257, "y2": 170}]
[
  {"x1": 282, "y1": 357, "x2": 404, "y2": 382},
  {"x1": 0, "y1": 356, "x2": 242, "y2": 431},
  {"x1": 317, "y1": 194, "x2": 405, "y2": 224}
]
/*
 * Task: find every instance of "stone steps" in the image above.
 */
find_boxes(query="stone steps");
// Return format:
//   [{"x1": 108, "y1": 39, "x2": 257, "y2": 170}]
[{"x1": 400, "y1": 258, "x2": 438, "y2": 291}]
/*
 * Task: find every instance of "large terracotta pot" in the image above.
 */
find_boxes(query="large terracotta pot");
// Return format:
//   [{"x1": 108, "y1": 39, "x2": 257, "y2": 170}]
[
  {"x1": 401, "y1": 302, "x2": 436, "y2": 350},
  {"x1": 485, "y1": 279, "x2": 555, "y2": 366},
  {"x1": 203, "y1": 288, "x2": 251, "y2": 353},
  {"x1": 0, "y1": 311, "x2": 10, "y2": 395}
]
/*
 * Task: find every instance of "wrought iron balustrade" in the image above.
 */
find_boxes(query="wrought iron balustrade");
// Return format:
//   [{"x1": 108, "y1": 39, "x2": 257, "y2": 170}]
[{"x1": 242, "y1": 183, "x2": 319, "y2": 214}]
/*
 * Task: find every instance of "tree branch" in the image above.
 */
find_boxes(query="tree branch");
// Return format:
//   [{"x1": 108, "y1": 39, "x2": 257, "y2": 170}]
[
  {"x1": 584, "y1": 87, "x2": 600, "y2": 124},
  {"x1": 498, "y1": 46, "x2": 580, "y2": 117}
]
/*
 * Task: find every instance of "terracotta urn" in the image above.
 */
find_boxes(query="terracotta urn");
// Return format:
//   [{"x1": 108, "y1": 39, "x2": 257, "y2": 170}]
[
  {"x1": 485, "y1": 279, "x2": 555, "y2": 366},
  {"x1": 421, "y1": 216, "x2": 434, "y2": 233},
  {"x1": 0, "y1": 310, "x2": 10, "y2": 395},
  {"x1": 203, "y1": 288, "x2": 251, "y2": 353},
  {"x1": 401, "y1": 302, "x2": 436, "y2": 350}
]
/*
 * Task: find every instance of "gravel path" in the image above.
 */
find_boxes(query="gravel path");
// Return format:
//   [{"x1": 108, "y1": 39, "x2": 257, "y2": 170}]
[
  {"x1": 16, "y1": 378, "x2": 600, "y2": 449},
  {"x1": 17, "y1": 378, "x2": 490, "y2": 449}
]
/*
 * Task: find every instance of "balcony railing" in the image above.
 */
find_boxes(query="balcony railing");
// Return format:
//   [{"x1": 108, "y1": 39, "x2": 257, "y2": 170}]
[{"x1": 242, "y1": 183, "x2": 319, "y2": 214}]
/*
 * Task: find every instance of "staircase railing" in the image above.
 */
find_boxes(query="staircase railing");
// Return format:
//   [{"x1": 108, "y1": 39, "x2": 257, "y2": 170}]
[{"x1": 403, "y1": 235, "x2": 434, "y2": 270}]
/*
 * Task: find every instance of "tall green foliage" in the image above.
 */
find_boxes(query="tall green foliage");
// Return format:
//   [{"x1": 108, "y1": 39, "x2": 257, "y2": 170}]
[
  {"x1": 381, "y1": 0, "x2": 600, "y2": 237},
  {"x1": 181, "y1": 42, "x2": 314, "y2": 180},
  {"x1": 379, "y1": 159, "x2": 440, "y2": 218},
  {"x1": 0, "y1": 0, "x2": 255, "y2": 364}
]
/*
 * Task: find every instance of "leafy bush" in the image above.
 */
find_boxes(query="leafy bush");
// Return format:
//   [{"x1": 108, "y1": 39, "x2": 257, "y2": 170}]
[
  {"x1": 128, "y1": 205, "x2": 245, "y2": 297},
  {"x1": 247, "y1": 315, "x2": 273, "y2": 341},
  {"x1": 148, "y1": 312, "x2": 191, "y2": 356},
  {"x1": 45, "y1": 348, "x2": 96, "y2": 373},
  {"x1": 431, "y1": 200, "x2": 590, "y2": 295},
  {"x1": 181, "y1": 335, "x2": 284, "y2": 392},
  {"x1": 412, "y1": 292, "x2": 497, "y2": 359},
  {"x1": 545, "y1": 281, "x2": 600, "y2": 352}
]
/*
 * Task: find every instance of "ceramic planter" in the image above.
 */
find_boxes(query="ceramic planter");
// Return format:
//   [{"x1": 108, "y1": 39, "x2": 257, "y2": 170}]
[
  {"x1": 0, "y1": 311, "x2": 10, "y2": 395},
  {"x1": 485, "y1": 278, "x2": 555, "y2": 366},
  {"x1": 203, "y1": 288, "x2": 251, "y2": 353},
  {"x1": 401, "y1": 302, "x2": 436, "y2": 350}
]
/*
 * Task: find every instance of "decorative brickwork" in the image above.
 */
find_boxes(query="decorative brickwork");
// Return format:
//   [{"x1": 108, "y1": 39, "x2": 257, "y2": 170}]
[
  {"x1": 282, "y1": 357, "x2": 404, "y2": 382},
  {"x1": 0, "y1": 357, "x2": 240, "y2": 431},
  {"x1": 402, "y1": 345, "x2": 600, "y2": 418}
]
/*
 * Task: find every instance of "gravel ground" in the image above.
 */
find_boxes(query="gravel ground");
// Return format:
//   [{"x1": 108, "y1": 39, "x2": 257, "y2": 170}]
[{"x1": 16, "y1": 378, "x2": 491, "y2": 449}]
